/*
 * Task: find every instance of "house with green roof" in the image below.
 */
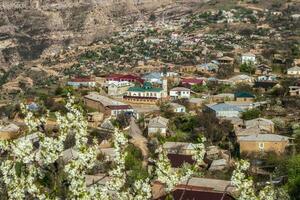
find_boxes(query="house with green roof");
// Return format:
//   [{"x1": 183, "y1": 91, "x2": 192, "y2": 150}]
[
  {"x1": 234, "y1": 92, "x2": 255, "y2": 102},
  {"x1": 124, "y1": 82, "x2": 166, "y2": 104}
]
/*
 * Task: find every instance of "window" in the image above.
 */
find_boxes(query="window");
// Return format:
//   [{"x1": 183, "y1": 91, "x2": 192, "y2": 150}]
[{"x1": 259, "y1": 142, "x2": 264, "y2": 150}]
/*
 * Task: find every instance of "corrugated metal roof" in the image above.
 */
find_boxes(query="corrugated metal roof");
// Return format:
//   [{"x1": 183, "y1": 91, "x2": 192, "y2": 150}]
[
  {"x1": 239, "y1": 134, "x2": 290, "y2": 142},
  {"x1": 207, "y1": 103, "x2": 243, "y2": 112}
]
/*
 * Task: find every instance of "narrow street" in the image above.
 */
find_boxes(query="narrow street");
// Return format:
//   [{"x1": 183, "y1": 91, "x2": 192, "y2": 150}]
[{"x1": 128, "y1": 117, "x2": 149, "y2": 166}]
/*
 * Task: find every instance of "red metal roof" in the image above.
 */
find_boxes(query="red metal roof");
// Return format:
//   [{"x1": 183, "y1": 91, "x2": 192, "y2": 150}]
[
  {"x1": 157, "y1": 189, "x2": 235, "y2": 200},
  {"x1": 106, "y1": 105, "x2": 132, "y2": 110},
  {"x1": 167, "y1": 154, "x2": 196, "y2": 168},
  {"x1": 106, "y1": 74, "x2": 144, "y2": 83},
  {"x1": 181, "y1": 78, "x2": 204, "y2": 84}
]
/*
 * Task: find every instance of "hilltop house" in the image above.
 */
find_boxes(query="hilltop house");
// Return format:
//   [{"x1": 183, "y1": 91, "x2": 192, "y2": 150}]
[
  {"x1": 234, "y1": 92, "x2": 255, "y2": 102},
  {"x1": 169, "y1": 87, "x2": 191, "y2": 99},
  {"x1": 67, "y1": 77, "x2": 96, "y2": 87},
  {"x1": 205, "y1": 103, "x2": 244, "y2": 118},
  {"x1": 148, "y1": 116, "x2": 169, "y2": 137},
  {"x1": 107, "y1": 81, "x2": 134, "y2": 96},
  {"x1": 241, "y1": 53, "x2": 256, "y2": 64},
  {"x1": 124, "y1": 81, "x2": 167, "y2": 104},
  {"x1": 84, "y1": 93, "x2": 134, "y2": 117},
  {"x1": 287, "y1": 66, "x2": 300, "y2": 76},
  {"x1": 239, "y1": 134, "x2": 291, "y2": 155}
]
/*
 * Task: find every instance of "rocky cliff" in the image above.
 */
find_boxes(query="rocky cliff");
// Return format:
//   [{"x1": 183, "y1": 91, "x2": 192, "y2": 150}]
[{"x1": 0, "y1": 0, "x2": 175, "y2": 67}]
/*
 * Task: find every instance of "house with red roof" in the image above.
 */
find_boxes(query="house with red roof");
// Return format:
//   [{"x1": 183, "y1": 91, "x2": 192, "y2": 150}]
[{"x1": 181, "y1": 78, "x2": 205, "y2": 87}]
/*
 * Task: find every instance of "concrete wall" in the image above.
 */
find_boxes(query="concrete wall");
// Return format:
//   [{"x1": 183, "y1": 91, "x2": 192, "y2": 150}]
[{"x1": 240, "y1": 141, "x2": 289, "y2": 155}]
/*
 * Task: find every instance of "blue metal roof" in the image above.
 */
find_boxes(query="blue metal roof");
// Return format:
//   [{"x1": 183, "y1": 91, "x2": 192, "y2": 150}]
[{"x1": 208, "y1": 103, "x2": 243, "y2": 112}]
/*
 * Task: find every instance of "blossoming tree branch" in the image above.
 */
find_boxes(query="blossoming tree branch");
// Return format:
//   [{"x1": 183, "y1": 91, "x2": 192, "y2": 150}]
[{"x1": 0, "y1": 96, "x2": 289, "y2": 199}]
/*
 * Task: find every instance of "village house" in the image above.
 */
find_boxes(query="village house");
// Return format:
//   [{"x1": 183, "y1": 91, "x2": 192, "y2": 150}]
[
  {"x1": 87, "y1": 112, "x2": 104, "y2": 127},
  {"x1": 0, "y1": 123, "x2": 20, "y2": 140},
  {"x1": 210, "y1": 93, "x2": 235, "y2": 103},
  {"x1": 169, "y1": 87, "x2": 191, "y2": 99},
  {"x1": 239, "y1": 134, "x2": 291, "y2": 155},
  {"x1": 107, "y1": 81, "x2": 134, "y2": 96},
  {"x1": 234, "y1": 92, "x2": 255, "y2": 102},
  {"x1": 255, "y1": 64, "x2": 272, "y2": 75},
  {"x1": 205, "y1": 103, "x2": 244, "y2": 118},
  {"x1": 134, "y1": 65, "x2": 164, "y2": 73},
  {"x1": 217, "y1": 56, "x2": 234, "y2": 65},
  {"x1": 163, "y1": 142, "x2": 196, "y2": 155},
  {"x1": 181, "y1": 78, "x2": 205, "y2": 87},
  {"x1": 84, "y1": 93, "x2": 134, "y2": 117},
  {"x1": 227, "y1": 74, "x2": 254, "y2": 85},
  {"x1": 253, "y1": 81, "x2": 279, "y2": 92},
  {"x1": 170, "y1": 103, "x2": 186, "y2": 113},
  {"x1": 178, "y1": 65, "x2": 197, "y2": 73},
  {"x1": 289, "y1": 86, "x2": 300, "y2": 96},
  {"x1": 235, "y1": 127, "x2": 265, "y2": 140},
  {"x1": 189, "y1": 98, "x2": 205, "y2": 108},
  {"x1": 155, "y1": 177, "x2": 235, "y2": 200},
  {"x1": 142, "y1": 72, "x2": 163, "y2": 84},
  {"x1": 197, "y1": 63, "x2": 219, "y2": 73},
  {"x1": 124, "y1": 81, "x2": 167, "y2": 104},
  {"x1": 257, "y1": 75, "x2": 277, "y2": 82},
  {"x1": 106, "y1": 74, "x2": 143, "y2": 85},
  {"x1": 241, "y1": 53, "x2": 256, "y2": 64},
  {"x1": 148, "y1": 116, "x2": 169, "y2": 137},
  {"x1": 287, "y1": 66, "x2": 300, "y2": 76},
  {"x1": 67, "y1": 76, "x2": 96, "y2": 87},
  {"x1": 245, "y1": 118, "x2": 275, "y2": 133}
]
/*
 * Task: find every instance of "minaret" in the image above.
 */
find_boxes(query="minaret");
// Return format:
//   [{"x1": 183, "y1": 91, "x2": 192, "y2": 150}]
[{"x1": 162, "y1": 78, "x2": 168, "y2": 98}]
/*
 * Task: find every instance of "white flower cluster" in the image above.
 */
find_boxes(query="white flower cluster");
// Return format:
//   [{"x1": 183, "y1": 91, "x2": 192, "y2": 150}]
[
  {"x1": 0, "y1": 95, "x2": 205, "y2": 200},
  {"x1": 231, "y1": 160, "x2": 290, "y2": 200}
]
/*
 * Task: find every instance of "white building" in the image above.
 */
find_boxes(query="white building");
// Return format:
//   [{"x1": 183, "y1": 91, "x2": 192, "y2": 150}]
[
  {"x1": 107, "y1": 81, "x2": 134, "y2": 96},
  {"x1": 241, "y1": 53, "x2": 256, "y2": 64},
  {"x1": 169, "y1": 87, "x2": 191, "y2": 99},
  {"x1": 287, "y1": 66, "x2": 300, "y2": 76},
  {"x1": 67, "y1": 77, "x2": 96, "y2": 87},
  {"x1": 170, "y1": 103, "x2": 186, "y2": 113},
  {"x1": 148, "y1": 116, "x2": 169, "y2": 137}
]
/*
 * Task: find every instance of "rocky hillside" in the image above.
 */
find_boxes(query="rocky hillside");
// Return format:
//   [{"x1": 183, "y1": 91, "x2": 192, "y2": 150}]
[{"x1": 0, "y1": 0, "x2": 179, "y2": 67}]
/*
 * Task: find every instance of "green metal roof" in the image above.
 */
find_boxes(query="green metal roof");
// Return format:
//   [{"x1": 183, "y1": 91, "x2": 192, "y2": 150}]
[
  {"x1": 128, "y1": 87, "x2": 163, "y2": 92},
  {"x1": 234, "y1": 92, "x2": 255, "y2": 98},
  {"x1": 127, "y1": 82, "x2": 163, "y2": 92}
]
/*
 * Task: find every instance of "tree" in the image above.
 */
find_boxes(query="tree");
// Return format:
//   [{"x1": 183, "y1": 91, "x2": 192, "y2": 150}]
[
  {"x1": 287, "y1": 155, "x2": 300, "y2": 199},
  {"x1": 240, "y1": 63, "x2": 255, "y2": 74},
  {"x1": 0, "y1": 97, "x2": 287, "y2": 199},
  {"x1": 241, "y1": 109, "x2": 261, "y2": 120}
]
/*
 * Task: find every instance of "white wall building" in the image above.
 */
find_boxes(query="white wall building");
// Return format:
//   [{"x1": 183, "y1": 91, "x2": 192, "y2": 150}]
[
  {"x1": 241, "y1": 53, "x2": 256, "y2": 64},
  {"x1": 170, "y1": 87, "x2": 191, "y2": 99},
  {"x1": 287, "y1": 66, "x2": 300, "y2": 76}
]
